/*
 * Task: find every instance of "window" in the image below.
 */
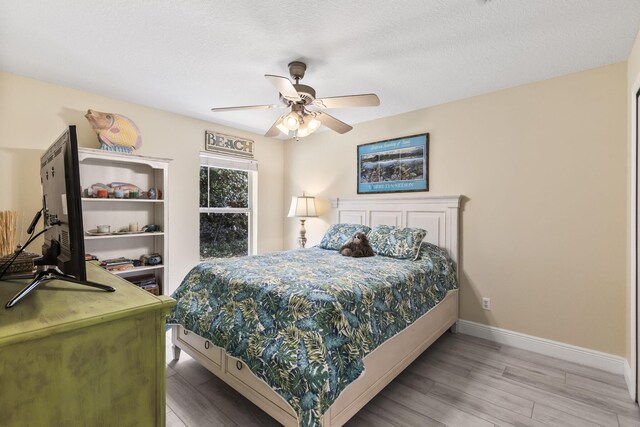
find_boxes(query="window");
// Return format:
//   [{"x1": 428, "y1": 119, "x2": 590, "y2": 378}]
[{"x1": 199, "y1": 154, "x2": 257, "y2": 260}]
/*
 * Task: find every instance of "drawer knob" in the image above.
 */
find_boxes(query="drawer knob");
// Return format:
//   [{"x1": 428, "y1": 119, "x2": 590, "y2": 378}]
[
  {"x1": 236, "y1": 361, "x2": 243, "y2": 370},
  {"x1": 204, "y1": 340, "x2": 211, "y2": 349},
  {"x1": 183, "y1": 329, "x2": 189, "y2": 335}
]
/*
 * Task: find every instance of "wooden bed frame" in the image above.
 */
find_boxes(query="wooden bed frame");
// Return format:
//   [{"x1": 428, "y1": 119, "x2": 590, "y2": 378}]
[{"x1": 171, "y1": 195, "x2": 461, "y2": 426}]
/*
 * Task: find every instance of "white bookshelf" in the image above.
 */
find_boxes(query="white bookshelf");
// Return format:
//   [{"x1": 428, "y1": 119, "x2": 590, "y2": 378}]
[{"x1": 78, "y1": 148, "x2": 171, "y2": 295}]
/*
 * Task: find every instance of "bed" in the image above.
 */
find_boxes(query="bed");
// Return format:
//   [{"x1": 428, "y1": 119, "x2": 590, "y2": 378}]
[{"x1": 169, "y1": 195, "x2": 461, "y2": 426}]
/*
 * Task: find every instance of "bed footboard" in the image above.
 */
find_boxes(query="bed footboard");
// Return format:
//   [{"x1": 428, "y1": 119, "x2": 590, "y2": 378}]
[
  {"x1": 171, "y1": 324, "x2": 299, "y2": 425},
  {"x1": 170, "y1": 289, "x2": 458, "y2": 427}
]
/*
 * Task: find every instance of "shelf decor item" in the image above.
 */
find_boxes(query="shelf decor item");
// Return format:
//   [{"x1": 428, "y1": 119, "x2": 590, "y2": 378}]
[
  {"x1": 86, "y1": 182, "x2": 143, "y2": 199},
  {"x1": 85, "y1": 109, "x2": 142, "y2": 153},
  {"x1": 204, "y1": 131, "x2": 254, "y2": 159},
  {"x1": 357, "y1": 133, "x2": 429, "y2": 194}
]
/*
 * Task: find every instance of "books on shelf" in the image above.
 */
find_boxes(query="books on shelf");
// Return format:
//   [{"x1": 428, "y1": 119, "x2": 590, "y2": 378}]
[
  {"x1": 92, "y1": 255, "x2": 161, "y2": 295},
  {"x1": 93, "y1": 255, "x2": 163, "y2": 273},
  {"x1": 127, "y1": 273, "x2": 159, "y2": 295},
  {"x1": 100, "y1": 257, "x2": 135, "y2": 272}
]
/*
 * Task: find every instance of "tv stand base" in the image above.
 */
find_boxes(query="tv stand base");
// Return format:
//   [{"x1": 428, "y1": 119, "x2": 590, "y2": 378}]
[{"x1": 5, "y1": 267, "x2": 115, "y2": 308}]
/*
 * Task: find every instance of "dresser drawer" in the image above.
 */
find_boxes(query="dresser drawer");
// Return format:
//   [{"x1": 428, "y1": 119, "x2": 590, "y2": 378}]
[
  {"x1": 226, "y1": 355, "x2": 291, "y2": 412},
  {"x1": 177, "y1": 326, "x2": 222, "y2": 367}
]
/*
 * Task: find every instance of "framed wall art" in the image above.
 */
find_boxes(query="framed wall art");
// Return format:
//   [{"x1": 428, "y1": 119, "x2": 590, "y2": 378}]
[{"x1": 357, "y1": 133, "x2": 429, "y2": 194}]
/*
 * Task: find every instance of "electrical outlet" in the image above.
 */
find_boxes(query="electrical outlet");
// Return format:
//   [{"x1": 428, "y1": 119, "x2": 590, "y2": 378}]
[{"x1": 482, "y1": 297, "x2": 491, "y2": 310}]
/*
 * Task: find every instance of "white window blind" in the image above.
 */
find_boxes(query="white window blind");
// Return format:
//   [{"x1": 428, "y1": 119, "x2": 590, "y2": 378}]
[{"x1": 199, "y1": 152, "x2": 258, "y2": 172}]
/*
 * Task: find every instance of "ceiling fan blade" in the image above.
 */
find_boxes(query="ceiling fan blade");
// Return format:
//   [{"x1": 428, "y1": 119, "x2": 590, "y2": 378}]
[
  {"x1": 313, "y1": 94, "x2": 380, "y2": 109},
  {"x1": 265, "y1": 74, "x2": 301, "y2": 102},
  {"x1": 315, "y1": 112, "x2": 353, "y2": 134},
  {"x1": 211, "y1": 104, "x2": 281, "y2": 112},
  {"x1": 265, "y1": 117, "x2": 284, "y2": 137}
]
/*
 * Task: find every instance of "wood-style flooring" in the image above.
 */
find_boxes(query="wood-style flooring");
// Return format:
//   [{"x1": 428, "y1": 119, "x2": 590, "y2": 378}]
[{"x1": 165, "y1": 332, "x2": 640, "y2": 426}]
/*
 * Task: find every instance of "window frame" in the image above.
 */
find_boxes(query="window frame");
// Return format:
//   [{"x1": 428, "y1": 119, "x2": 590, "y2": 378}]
[{"x1": 199, "y1": 152, "x2": 258, "y2": 257}]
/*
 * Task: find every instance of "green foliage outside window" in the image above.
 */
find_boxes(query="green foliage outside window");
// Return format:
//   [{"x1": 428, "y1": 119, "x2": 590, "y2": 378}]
[
  {"x1": 200, "y1": 213, "x2": 248, "y2": 259},
  {"x1": 200, "y1": 167, "x2": 248, "y2": 208}
]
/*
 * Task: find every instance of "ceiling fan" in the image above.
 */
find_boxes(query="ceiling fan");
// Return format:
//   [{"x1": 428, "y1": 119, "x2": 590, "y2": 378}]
[{"x1": 210, "y1": 61, "x2": 380, "y2": 139}]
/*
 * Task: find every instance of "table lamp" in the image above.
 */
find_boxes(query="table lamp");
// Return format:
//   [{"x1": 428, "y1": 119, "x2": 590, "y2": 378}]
[{"x1": 288, "y1": 193, "x2": 317, "y2": 248}]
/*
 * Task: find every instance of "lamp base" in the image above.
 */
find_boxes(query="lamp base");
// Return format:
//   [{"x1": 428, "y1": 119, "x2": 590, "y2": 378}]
[{"x1": 298, "y1": 219, "x2": 307, "y2": 249}]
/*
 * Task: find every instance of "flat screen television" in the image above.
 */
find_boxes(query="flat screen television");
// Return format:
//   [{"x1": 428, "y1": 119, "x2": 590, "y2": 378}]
[
  {"x1": 40, "y1": 125, "x2": 87, "y2": 277},
  {"x1": 5, "y1": 125, "x2": 114, "y2": 308}
]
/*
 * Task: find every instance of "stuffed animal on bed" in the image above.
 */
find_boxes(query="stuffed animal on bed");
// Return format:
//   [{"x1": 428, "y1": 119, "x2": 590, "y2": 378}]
[{"x1": 340, "y1": 232, "x2": 374, "y2": 258}]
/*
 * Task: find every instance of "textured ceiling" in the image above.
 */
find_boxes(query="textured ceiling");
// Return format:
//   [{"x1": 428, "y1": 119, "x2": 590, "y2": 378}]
[{"x1": 2, "y1": 0, "x2": 640, "y2": 137}]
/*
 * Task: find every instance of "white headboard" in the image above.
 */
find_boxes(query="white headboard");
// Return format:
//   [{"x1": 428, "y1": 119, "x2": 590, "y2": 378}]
[{"x1": 330, "y1": 195, "x2": 461, "y2": 266}]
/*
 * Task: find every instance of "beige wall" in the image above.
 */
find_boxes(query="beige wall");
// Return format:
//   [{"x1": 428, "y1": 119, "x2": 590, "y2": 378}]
[
  {"x1": 284, "y1": 63, "x2": 627, "y2": 356},
  {"x1": 0, "y1": 72, "x2": 284, "y2": 293},
  {"x1": 0, "y1": 148, "x2": 44, "y2": 245},
  {"x1": 627, "y1": 30, "x2": 640, "y2": 366},
  {"x1": 0, "y1": 60, "x2": 630, "y2": 356}
]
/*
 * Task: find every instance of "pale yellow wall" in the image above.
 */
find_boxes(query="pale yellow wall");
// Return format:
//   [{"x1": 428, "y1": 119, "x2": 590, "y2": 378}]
[
  {"x1": 0, "y1": 148, "x2": 43, "y2": 245},
  {"x1": 284, "y1": 63, "x2": 627, "y2": 356},
  {"x1": 0, "y1": 72, "x2": 284, "y2": 293},
  {"x1": 627, "y1": 29, "x2": 640, "y2": 365}
]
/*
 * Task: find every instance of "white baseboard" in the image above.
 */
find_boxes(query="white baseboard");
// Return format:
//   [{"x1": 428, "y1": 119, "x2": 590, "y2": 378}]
[
  {"x1": 624, "y1": 359, "x2": 636, "y2": 400},
  {"x1": 456, "y1": 319, "x2": 626, "y2": 376}
]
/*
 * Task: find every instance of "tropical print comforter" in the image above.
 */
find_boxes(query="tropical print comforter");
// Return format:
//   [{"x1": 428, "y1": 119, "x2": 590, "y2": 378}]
[{"x1": 168, "y1": 243, "x2": 457, "y2": 426}]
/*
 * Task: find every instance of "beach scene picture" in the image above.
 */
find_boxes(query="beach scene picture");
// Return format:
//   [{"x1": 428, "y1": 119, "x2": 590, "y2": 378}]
[{"x1": 357, "y1": 134, "x2": 428, "y2": 193}]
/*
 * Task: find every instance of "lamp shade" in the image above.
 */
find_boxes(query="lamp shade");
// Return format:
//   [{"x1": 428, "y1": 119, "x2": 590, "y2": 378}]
[{"x1": 288, "y1": 195, "x2": 317, "y2": 218}]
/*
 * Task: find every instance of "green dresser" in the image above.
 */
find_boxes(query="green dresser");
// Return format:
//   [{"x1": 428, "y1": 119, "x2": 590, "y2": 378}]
[{"x1": 0, "y1": 263, "x2": 176, "y2": 426}]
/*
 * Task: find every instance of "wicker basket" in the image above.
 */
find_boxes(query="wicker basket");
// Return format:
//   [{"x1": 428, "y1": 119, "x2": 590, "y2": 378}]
[{"x1": 0, "y1": 252, "x2": 38, "y2": 274}]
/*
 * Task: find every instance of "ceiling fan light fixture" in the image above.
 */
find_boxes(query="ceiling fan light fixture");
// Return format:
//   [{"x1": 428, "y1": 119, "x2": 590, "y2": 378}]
[
  {"x1": 297, "y1": 113, "x2": 320, "y2": 138},
  {"x1": 276, "y1": 121, "x2": 289, "y2": 135},
  {"x1": 282, "y1": 112, "x2": 300, "y2": 131},
  {"x1": 296, "y1": 126, "x2": 311, "y2": 138},
  {"x1": 307, "y1": 116, "x2": 321, "y2": 131}
]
